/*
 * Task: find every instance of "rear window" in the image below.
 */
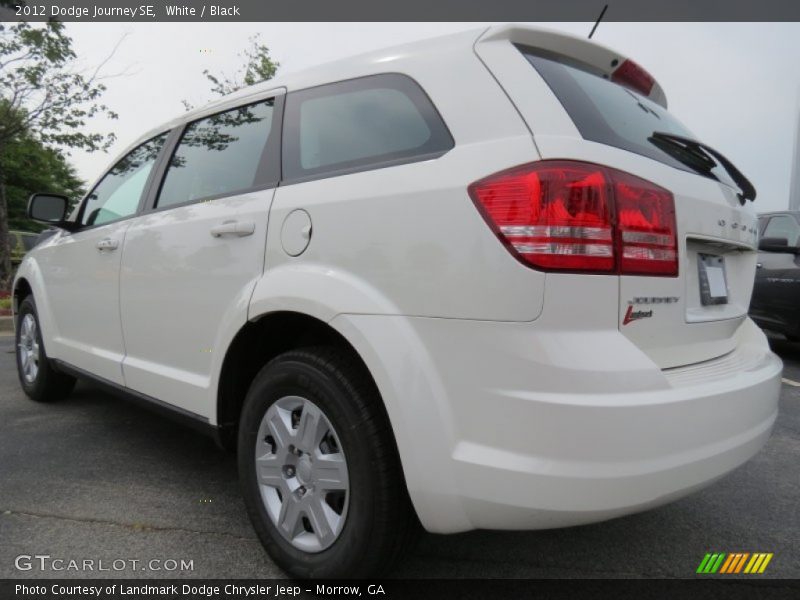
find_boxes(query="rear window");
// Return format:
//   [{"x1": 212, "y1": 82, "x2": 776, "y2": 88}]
[
  {"x1": 299, "y1": 88, "x2": 430, "y2": 170},
  {"x1": 518, "y1": 47, "x2": 736, "y2": 187},
  {"x1": 282, "y1": 74, "x2": 453, "y2": 182}
]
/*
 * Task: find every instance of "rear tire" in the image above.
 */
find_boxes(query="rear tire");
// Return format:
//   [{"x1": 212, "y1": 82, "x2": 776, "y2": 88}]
[
  {"x1": 238, "y1": 347, "x2": 419, "y2": 578},
  {"x1": 15, "y1": 296, "x2": 76, "y2": 402}
]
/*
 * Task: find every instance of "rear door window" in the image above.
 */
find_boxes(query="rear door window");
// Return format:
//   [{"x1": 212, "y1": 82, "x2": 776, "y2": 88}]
[
  {"x1": 156, "y1": 98, "x2": 277, "y2": 209},
  {"x1": 282, "y1": 74, "x2": 453, "y2": 181}
]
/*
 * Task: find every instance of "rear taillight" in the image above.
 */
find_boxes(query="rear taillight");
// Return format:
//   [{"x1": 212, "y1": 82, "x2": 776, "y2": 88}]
[
  {"x1": 468, "y1": 161, "x2": 677, "y2": 276},
  {"x1": 613, "y1": 170, "x2": 677, "y2": 275},
  {"x1": 610, "y1": 59, "x2": 655, "y2": 97}
]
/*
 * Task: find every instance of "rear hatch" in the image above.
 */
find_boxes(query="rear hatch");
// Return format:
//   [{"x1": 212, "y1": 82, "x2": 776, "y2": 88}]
[{"x1": 475, "y1": 26, "x2": 759, "y2": 368}]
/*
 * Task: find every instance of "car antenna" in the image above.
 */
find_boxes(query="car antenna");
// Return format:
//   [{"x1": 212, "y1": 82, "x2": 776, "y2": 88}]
[{"x1": 589, "y1": 4, "x2": 609, "y2": 39}]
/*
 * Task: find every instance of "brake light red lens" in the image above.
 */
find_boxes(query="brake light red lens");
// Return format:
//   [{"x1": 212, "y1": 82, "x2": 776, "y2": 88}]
[
  {"x1": 468, "y1": 161, "x2": 677, "y2": 276},
  {"x1": 610, "y1": 59, "x2": 655, "y2": 97},
  {"x1": 614, "y1": 170, "x2": 677, "y2": 275}
]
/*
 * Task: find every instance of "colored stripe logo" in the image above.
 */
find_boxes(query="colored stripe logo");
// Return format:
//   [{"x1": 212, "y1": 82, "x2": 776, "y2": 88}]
[{"x1": 697, "y1": 552, "x2": 773, "y2": 574}]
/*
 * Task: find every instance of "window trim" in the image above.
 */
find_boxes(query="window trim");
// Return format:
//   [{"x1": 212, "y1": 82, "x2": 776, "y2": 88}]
[
  {"x1": 280, "y1": 73, "x2": 454, "y2": 185},
  {"x1": 74, "y1": 130, "x2": 173, "y2": 232},
  {"x1": 142, "y1": 93, "x2": 285, "y2": 214},
  {"x1": 757, "y1": 216, "x2": 769, "y2": 236}
]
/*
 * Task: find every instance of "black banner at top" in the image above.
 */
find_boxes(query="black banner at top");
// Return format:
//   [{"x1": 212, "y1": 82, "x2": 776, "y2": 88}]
[{"x1": 1, "y1": 0, "x2": 800, "y2": 22}]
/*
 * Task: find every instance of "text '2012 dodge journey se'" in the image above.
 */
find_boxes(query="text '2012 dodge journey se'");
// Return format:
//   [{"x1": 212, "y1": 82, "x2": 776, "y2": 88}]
[{"x1": 14, "y1": 25, "x2": 782, "y2": 577}]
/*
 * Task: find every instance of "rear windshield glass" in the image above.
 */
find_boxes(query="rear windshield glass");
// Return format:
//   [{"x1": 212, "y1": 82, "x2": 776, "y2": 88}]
[{"x1": 519, "y1": 47, "x2": 736, "y2": 187}]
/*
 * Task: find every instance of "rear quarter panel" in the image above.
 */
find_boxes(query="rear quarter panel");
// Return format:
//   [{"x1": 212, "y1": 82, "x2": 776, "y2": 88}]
[{"x1": 251, "y1": 31, "x2": 546, "y2": 322}]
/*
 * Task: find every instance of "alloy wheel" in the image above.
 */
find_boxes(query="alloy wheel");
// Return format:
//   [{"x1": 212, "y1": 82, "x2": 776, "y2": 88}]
[
  {"x1": 18, "y1": 313, "x2": 40, "y2": 384},
  {"x1": 255, "y1": 396, "x2": 349, "y2": 552}
]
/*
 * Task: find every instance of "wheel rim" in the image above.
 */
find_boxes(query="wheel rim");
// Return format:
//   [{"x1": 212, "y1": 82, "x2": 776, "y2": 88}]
[
  {"x1": 18, "y1": 313, "x2": 40, "y2": 384},
  {"x1": 255, "y1": 396, "x2": 349, "y2": 553}
]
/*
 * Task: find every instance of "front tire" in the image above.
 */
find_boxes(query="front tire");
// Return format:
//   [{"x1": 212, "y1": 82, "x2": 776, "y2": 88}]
[
  {"x1": 15, "y1": 296, "x2": 76, "y2": 402},
  {"x1": 238, "y1": 347, "x2": 419, "y2": 578}
]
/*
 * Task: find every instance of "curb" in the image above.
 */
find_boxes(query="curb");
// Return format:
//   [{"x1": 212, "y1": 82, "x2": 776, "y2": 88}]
[{"x1": 0, "y1": 316, "x2": 14, "y2": 334}]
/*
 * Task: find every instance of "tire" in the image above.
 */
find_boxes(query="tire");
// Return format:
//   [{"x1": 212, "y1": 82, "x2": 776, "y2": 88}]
[
  {"x1": 238, "y1": 347, "x2": 419, "y2": 578},
  {"x1": 15, "y1": 296, "x2": 76, "y2": 402}
]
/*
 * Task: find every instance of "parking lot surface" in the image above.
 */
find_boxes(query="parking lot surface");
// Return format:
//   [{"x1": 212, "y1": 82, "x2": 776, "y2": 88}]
[{"x1": 0, "y1": 333, "x2": 798, "y2": 579}]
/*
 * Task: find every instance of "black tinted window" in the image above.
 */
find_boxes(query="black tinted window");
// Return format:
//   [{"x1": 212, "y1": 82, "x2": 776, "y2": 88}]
[
  {"x1": 519, "y1": 47, "x2": 736, "y2": 187},
  {"x1": 283, "y1": 74, "x2": 453, "y2": 181},
  {"x1": 157, "y1": 99, "x2": 275, "y2": 208},
  {"x1": 80, "y1": 133, "x2": 167, "y2": 226}
]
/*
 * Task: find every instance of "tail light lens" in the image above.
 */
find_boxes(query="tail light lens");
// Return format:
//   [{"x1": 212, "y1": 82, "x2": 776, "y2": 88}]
[
  {"x1": 614, "y1": 170, "x2": 677, "y2": 275},
  {"x1": 468, "y1": 160, "x2": 678, "y2": 276}
]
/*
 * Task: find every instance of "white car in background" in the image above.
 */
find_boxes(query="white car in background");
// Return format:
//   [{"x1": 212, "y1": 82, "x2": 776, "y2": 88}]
[{"x1": 14, "y1": 25, "x2": 781, "y2": 577}]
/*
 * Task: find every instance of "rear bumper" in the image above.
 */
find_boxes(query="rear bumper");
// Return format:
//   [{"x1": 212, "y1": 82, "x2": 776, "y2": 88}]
[
  {"x1": 454, "y1": 337, "x2": 780, "y2": 530},
  {"x1": 333, "y1": 314, "x2": 782, "y2": 533}
]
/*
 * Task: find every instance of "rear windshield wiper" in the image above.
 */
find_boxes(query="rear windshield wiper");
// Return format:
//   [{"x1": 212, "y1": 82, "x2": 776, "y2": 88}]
[
  {"x1": 649, "y1": 135, "x2": 717, "y2": 178},
  {"x1": 648, "y1": 131, "x2": 756, "y2": 205}
]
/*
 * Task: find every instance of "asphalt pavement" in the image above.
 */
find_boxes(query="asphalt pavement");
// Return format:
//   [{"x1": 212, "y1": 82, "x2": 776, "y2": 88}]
[{"x1": 0, "y1": 333, "x2": 798, "y2": 579}]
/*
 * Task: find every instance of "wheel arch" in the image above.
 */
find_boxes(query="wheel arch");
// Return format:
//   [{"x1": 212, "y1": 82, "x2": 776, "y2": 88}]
[
  {"x1": 12, "y1": 260, "x2": 59, "y2": 354},
  {"x1": 13, "y1": 276, "x2": 33, "y2": 315},
  {"x1": 215, "y1": 310, "x2": 387, "y2": 451},
  {"x1": 216, "y1": 307, "x2": 472, "y2": 533}
]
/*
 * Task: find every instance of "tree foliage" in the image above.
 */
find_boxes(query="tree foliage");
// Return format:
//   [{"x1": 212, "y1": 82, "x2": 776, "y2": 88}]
[
  {"x1": 183, "y1": 34, "x2": 279, "y2": 110},
  {"x1": 0, "y1": 20, "x2": 118, "y2": 287},
  {"x1": 2, "y1": 131, "x2": 84, "y2": 233},
  {"x1": 0, "y1": 21, "x2": 118, "y2": 151}
]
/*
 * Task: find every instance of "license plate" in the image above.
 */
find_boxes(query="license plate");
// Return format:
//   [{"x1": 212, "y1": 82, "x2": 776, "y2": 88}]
[{"x1": 698, "y1": 254, "x2": 728, "y2": 305}]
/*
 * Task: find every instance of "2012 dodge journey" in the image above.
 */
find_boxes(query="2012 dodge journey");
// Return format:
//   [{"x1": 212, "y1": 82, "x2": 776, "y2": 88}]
[{"x1": 14, "y1": 25, "x2": 782, "y2": 577}]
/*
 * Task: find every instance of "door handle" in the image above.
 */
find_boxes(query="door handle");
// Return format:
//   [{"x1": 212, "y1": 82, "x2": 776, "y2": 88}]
[
  {"x1": 96, "y1": 238, "x2": 119, "y2": 251},
  {"x1": 756, "y1": 263, "x2": 762, "y2": 268},
  {"x1": 210, "y1": 220, "x2": 255, "y2": 238}
]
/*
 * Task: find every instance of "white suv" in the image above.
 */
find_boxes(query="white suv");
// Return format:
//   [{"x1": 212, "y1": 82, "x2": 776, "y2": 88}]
[{"x1": 13, "y1": 25, "x2": 782, "y2": 577}]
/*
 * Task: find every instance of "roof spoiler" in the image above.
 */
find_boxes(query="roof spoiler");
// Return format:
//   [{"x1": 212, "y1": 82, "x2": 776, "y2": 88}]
[{"x1": 477, "y1": 25, "x2": 668, "y2": 109}]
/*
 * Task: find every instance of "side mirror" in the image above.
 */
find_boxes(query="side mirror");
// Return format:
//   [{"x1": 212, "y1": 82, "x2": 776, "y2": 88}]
[
  {"x1": 27, "y1": 194, "x2": 79, "y2": 232},
  {"x1": 758, "y1": 237, "x2": 799, "y2": 254}
]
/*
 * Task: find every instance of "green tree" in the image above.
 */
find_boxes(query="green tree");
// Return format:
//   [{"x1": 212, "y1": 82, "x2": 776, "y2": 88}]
[
  {"x1": 183, "y1": 34, "x2": 279, "y2": 110},
  {"x1": 3, "y1": 130, "x2": 84, "y2": 233},
  {"x1": 0, "y1": 20, "x2": 118, "y2": 288}
]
